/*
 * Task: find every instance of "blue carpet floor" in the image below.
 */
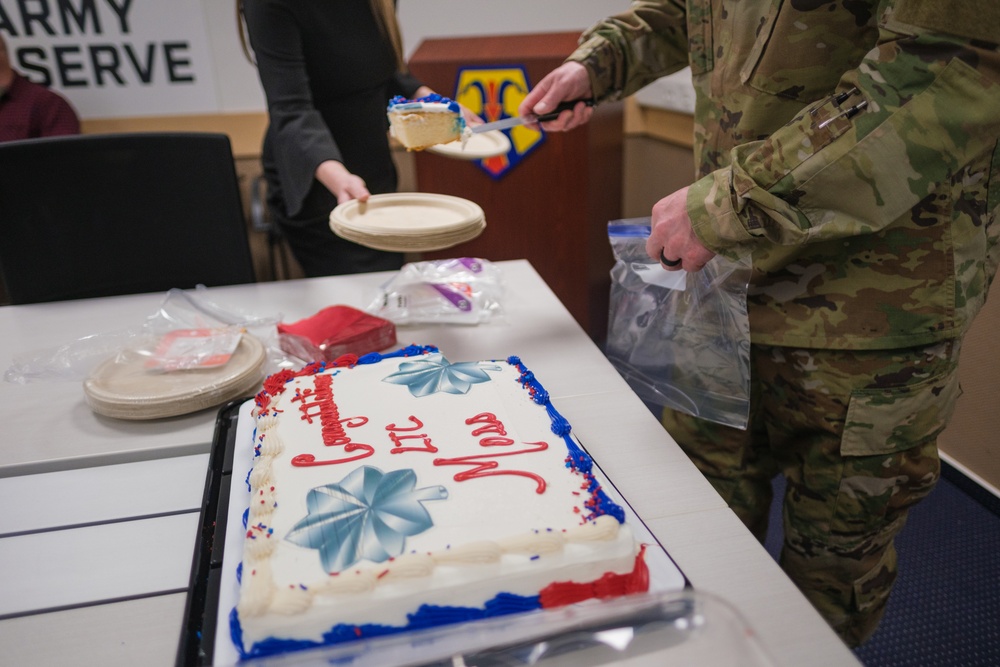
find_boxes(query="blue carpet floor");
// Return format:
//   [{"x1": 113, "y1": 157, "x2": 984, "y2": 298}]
[{"x1": 765, "y1": 466, "x2": 1000, "y2": 666}]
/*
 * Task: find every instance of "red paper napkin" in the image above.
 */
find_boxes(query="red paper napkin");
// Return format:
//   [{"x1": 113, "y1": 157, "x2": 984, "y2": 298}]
[{"x1": 277, "y1": 306, "x2": 396, "y2": 362}]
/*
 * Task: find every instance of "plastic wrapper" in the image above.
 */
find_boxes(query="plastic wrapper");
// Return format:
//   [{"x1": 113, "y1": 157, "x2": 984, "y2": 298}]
[
  {"x1": 606, "y1": 220, "x2": 752, "y2": 429},
  {"x1": 3, "y1": 286, "x2": 292, "y2": 385},
  {"x1": 277, "y1": 305, "x2": 396, "y2": 363},
  {"x1": 81, "y1": 333, "x2": 268, "y2": 420},
  {"x1": 231, "y1": 590, "x2": 775, "y2": 667},
  {"x1": 366, "y1": 257, "x2": 504, "y2": 325}
]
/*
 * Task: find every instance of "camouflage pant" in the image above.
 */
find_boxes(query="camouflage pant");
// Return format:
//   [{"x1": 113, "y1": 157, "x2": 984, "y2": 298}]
[{"x1": 662, "y1": 340, "x2": 962, "y2": 646}]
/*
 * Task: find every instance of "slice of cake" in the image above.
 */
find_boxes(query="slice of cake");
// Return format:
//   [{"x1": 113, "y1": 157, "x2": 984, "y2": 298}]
[
  {"x1": 231, "y1": 344, "x2": 649, "y2": 660},
  {"x1": 387, "y1": 94, "x2": 466, "y2": 150}
]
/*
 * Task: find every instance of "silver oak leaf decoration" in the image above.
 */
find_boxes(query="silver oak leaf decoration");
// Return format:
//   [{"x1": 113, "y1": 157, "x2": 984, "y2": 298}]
[
  {"x1": 382, "y1": 354, "x2": 501, "y2": 396},
  {"x1": 284, "y1": 466, "x2": 448, "y2": 572}
]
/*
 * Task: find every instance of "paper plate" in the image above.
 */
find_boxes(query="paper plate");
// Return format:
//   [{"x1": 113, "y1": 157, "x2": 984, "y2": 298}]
[
  {"x1": 331, "y1": 193, "x2": 484, "y2": 234},
  {"x1": 330, "y1": 193, "x2": 486, "y2": 252},
  {"x1": 426, "y1": 130, "x2": 511, "y2": 160},
  {"x1": 83, "y1": 334, "x2": 266, "y2": 420}
]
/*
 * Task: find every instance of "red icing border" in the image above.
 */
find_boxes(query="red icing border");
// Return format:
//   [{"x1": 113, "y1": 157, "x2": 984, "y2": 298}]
[{"x1": 538, "y1": 545, "x2": 650, "y2": 608}]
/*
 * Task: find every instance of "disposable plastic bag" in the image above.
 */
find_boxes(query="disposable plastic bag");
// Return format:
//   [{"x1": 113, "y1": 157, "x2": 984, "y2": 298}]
[
  {"x1": 606, "y1": 219, "x2": 752, "y2": 429},
  {"x1": 4, "y1": 287, "x2": 291, "y2": 384},
  {"x1": 367, "y1": 257, "x2": 504, "y2": 325}
]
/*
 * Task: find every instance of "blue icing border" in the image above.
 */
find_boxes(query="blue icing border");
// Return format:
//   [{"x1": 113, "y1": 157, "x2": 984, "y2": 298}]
[
  {"x1": 388, "y1": 94, "x2": 460, "y2": 114},
  {"x1": 231, "y1": 345, "x2": 627, "y2": 659},
  {"x1": 506, "y1": 355, "x2": 626, "y2": 523},
  {"x1": 232, "y1": 592, "x2": 541, "y2": 660}
]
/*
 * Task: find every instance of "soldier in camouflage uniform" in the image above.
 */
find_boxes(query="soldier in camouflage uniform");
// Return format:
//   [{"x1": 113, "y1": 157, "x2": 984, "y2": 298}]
[{"x1": 520, "y1": 0, "x2": 1000, "y2": 646}]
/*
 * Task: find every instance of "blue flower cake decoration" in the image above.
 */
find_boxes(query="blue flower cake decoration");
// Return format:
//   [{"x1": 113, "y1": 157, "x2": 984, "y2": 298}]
[
  {"x1": 285, "y1": 466, "x2": 448, "y2": 572},
  {"x1": 381, "y1": 353, "x2": 500, "y2": 397}
]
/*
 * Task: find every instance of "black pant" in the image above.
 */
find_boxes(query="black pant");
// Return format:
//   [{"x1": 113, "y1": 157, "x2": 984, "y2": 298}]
[{"x1": 276, "y1": 212, "x2": 403, "y2": 277}]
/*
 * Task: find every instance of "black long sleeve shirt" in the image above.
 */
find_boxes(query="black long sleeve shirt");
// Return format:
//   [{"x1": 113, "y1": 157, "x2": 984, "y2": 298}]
[{"x1": 243, "y1": 0, "x2": 423, "y2": 220}]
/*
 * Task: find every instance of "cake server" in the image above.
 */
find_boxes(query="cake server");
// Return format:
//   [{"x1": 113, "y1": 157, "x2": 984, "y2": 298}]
[{"x1": 470, "y1": 99, "x2": 595, "y2": 134}]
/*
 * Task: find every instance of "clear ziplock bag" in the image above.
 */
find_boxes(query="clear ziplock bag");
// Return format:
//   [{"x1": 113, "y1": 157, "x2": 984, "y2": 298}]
[
  {"x1": 4, "y1": 287, "x2": 290, "y2": 384},
  {"x1": 606, "y1": 219, "x2": 752, "y2": 429}
]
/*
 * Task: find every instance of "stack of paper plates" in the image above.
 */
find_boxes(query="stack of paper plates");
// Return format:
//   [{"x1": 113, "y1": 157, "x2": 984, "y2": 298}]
[
  {"x1": 83, "y1": 334, "x2": 266, "y2": 420},
  {"x1": 330, "y1": 193, "x2": 485, "y2": 252}
]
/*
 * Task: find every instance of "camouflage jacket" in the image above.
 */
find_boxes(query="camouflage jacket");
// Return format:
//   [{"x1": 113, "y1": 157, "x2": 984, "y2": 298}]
[{"x1": 570, "y1": 0, "x2": 1000, "y2": 350}]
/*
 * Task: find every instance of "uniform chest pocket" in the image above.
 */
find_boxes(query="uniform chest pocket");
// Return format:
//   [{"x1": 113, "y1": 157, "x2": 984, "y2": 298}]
[{"x1": 739, "y1": 0, "x2": 878, "y2": 102}]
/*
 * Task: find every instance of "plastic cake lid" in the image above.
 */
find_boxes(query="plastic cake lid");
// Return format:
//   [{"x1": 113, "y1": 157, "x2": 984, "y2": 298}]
[
  {"x1": 427, "y1": 130, "x2": 511, "y2": 160},
  {"x1": 83, "y1": 334, "x2": 266, "y2": 420},
  {"x1": 329, "y1": 193, "x2": 486, "y2": 252}
]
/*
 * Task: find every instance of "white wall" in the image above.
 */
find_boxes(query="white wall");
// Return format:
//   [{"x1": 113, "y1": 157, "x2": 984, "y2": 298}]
[
  {"x1": 1, "y1": 0, "x2": 629, "y2": 119},
  {"x1": 397, "y1": 1, "x2": 631, "y2": 57}
]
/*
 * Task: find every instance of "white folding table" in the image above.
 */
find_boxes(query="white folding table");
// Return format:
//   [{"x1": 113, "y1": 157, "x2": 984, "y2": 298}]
[{"x1": 0, "y1": 260, "x2": 858, "y2": 666}]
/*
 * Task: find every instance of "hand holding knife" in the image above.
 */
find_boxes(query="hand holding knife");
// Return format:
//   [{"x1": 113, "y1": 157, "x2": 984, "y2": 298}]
[{"x1": 469, "y1": 99, "x2": 595, "y2": 135}]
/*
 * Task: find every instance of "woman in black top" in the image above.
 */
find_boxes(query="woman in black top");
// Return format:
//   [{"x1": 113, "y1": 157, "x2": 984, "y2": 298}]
[{"x1": 240, "y1": 0, "x2": 431, "y2": 276}]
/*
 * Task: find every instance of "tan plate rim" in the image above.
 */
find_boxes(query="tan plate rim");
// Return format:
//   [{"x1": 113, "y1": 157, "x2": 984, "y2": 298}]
[
  {"x1": 426, "y1": 130, "x2": 512, "y2": 160},
  {"x1": 329, "y1": 193, "x2": 484, "y2": 235}
]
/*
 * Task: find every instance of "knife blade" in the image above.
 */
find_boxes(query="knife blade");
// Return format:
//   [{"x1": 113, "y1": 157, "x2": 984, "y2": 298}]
[{"x1": 470, "y1": 99, "x2": 595, "y2": 134}]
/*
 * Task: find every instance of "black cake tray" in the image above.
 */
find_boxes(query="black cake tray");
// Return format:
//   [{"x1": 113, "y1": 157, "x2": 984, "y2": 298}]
[{"x1": 176, "y1": 397, "x2": 248, "y2": 667}]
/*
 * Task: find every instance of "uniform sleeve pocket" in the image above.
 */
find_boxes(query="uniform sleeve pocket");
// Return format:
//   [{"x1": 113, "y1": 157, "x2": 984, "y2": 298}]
[
  {"x1": 841, "y1": 369, "x2": 961, "y2": 457},
  {"x1": 796, "y1": 58, "x2": 1000, "y2": 228}
]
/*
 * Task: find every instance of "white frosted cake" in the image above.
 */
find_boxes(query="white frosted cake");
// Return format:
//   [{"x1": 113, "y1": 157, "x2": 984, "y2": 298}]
[
  {"x1": 230, "y1": 345, "x2": 649, "y2": 659},
  {"x1": 387, "y1": 94, "x2": 465, "y2": 150}
]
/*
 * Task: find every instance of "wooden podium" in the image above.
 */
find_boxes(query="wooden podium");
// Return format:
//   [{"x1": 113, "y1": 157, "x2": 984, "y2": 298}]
[{"x1": 408, "y1": 32, "x2": 623, "y2": 342}]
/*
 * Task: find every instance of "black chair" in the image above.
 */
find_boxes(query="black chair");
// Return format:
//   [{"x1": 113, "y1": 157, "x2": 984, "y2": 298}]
[{"x1": 0, "y1": 132, "x2": 257, "y2": 305}]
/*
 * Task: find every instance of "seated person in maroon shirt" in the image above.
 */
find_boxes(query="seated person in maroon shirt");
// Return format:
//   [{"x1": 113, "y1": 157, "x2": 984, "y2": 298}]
[{"x1": 0, "y1": 35, "x2": 80, "y2": 142}]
